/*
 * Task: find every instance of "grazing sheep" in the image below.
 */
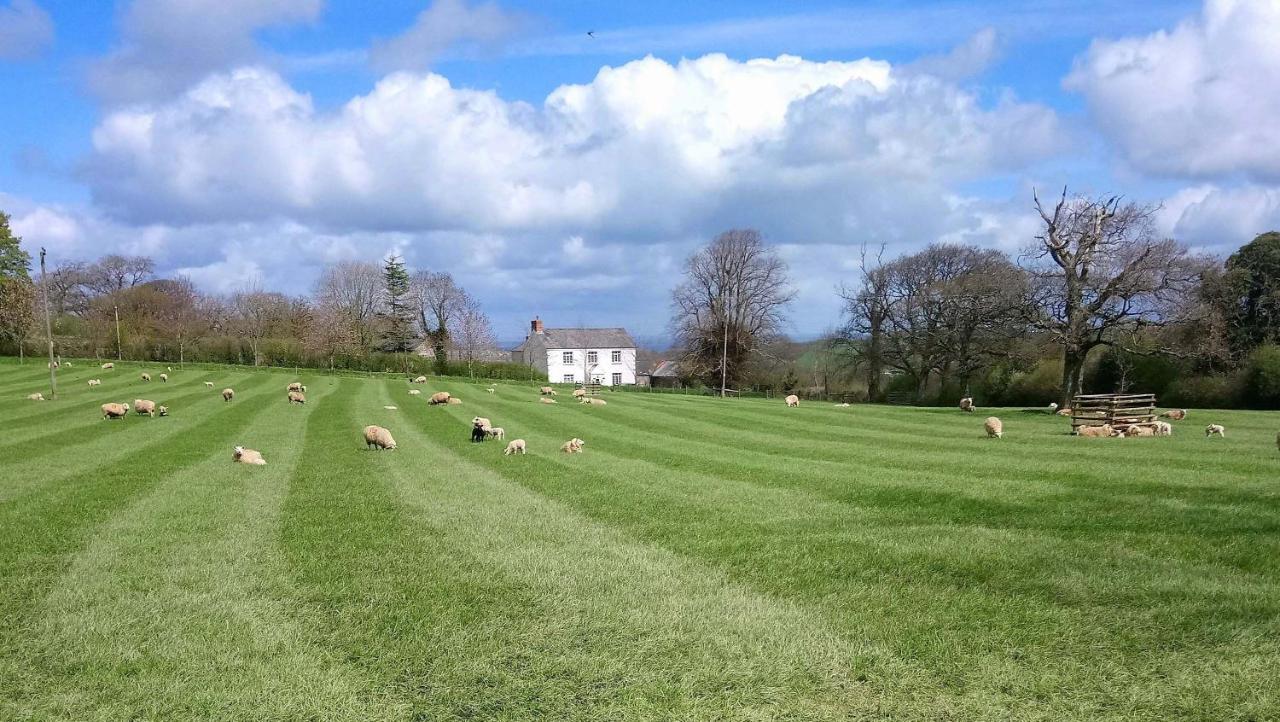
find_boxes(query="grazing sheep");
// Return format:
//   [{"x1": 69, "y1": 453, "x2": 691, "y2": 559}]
[
  {"x1": 87, "y1": 379, "x2": 101, "y2": 387},
  {"x1": 487, "y1": 426, "x2": 506, "y2": 440},
  {"x1": 560, "y1": 438, "x2": 585, "y2": 454},
  {"x1": 1161, "y1": 409, "x2": 1188, "y2": 421},
  {"x1": 1205, "y1": 424, "x2": 1226, "y2": 438},
  {"x1": 471, "y1": 422, "x2": 489, "y2": 443},
  {"x1": 26, "y1": 392, "x2": 44, "y2": 401},
  {"x1": 428, "y1": 391, "x2": 451, "y2": 405},
  {"x1": 363, "y1": 425, "x2": 397, "y2": 450},
  {"x1": 446, "y1": 397, "x2": 462, "y2": 405},
  {"x1": 540, "y1": 397, "x2": 557, "y2": 404},
  {"x1": 222, "y1": 388, "x2": 234, "y2": 402},
  {"x1": 47, "y1": 360, "x2": 58, "y2": 369},
  {"x1": 232, "y1": 446, "x2": 267, "y2": 465},
  {"x1": 157, "y1": 406, "x2": 168, "y2": 417},
  {"x1": 102, "y1": 402, "x2": 129, "y2": 420},
  {"x1": 504, "y1": 438, "x2": 526, "y2": 455},
  {"x1": 1154, "y1": 421, "x2": 1173, "y2": 436},
  {"x1": 159, "y1": 373, "x2": 168, "y2": 382},
  {"x1": 1075, "y1": 424, "x2": 1115, "y2": 438},
  {"x1": 487, "y1": 387, "x2": 496, "y2": 394},
  {"x1": 540, "y1": 386, "x2": 557, "y2": 396},
  {"x1": 287, "y1": 382, "x2": 304, "y2": 392},
  {"x1": 1048, "y1": 402, "x2": 1059, "y2": 413},
  {"x1": 204, "y1": 381, "x2": 214, "y2": 387},
  {"x1": 785, "y1": 394, "x2": 800, "y2": 407},
  {"x1": 472, "y1": 417, "x2": 492, "y2": 430},
  {"x1": 408, "y1": 389, "x2": 421, "y2": 396},
  {"x1": 287, "y1": 390, "x2": 306, "y2": 404},
  {"x1": 959, "y1": 397, "x2": 975, "y2": 412},
  {"x1": 101, "y1": 362, "x2": 114, "y2": 370},
  {"x1": 572, "y1": 388, "x2": 587, "y2": 399},
  {"x1": 984, "y1": 416, "x2": 1003, "y2": 438},
  {"x1": 413, "y1": 376, "x2": 428, "y2": 384},
  {"x1": 133, "y1": 399, "x2": 157, "y2": 417},
  {"x1": 140, "y1": 373, "x2": 151, "y2": 382}
]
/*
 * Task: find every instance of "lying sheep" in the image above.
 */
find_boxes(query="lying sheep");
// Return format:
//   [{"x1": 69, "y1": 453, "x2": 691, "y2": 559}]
[
  {"x1": 785, "y1": 394, "x2": 800, "y2": 407},
  {"x1": 64, "y1": 361, "x2": 71, "y2": 367},
  {"x1": 428, "y1": 391, "x2": 451, "y2": 405},
  {"x1": 984, "y1": 416, "x2": 1003, "y2": 438},
  {"x1": 1056, "y1": 407, "x2": 1073, "y2": 416},
  {"x1": 383, "y1": 405, "x2": 398, "y2": 410},
  {"x1": 159, "y1": 373, "x2": 168, "y2": 382},
  {"x1": 133, "y1": 399, "x2": 158, "y2": 417},
  {"x1": 540, "y1": 386, "x2": 557, "y2": 396},
  {"x1": 408, "y1": 389, "x2": 421, "y2": 396},
  {"x1": 232, "y1": 446, "x2": 267, "y2": 465},
  {"x1": 540, "y1": 397, "x2": 557, "y2": 404},
  {"x1": 204, "y1": 381, "x2": 214, "y2": 387},
  {"x1": 363, "y1": 425, "x2": 397, "y2": 450},
  {"x1": 1154, "y1": 421, "x2": 1173, "y2": 436},
  {"x1": 586, "y1": 398, "x2": 607, "y2": 406},
  {"x1": 487, "y1": 426, "x2": 506, "y2": 440},
  {"x1": 573, "y1": 388, "x2": 587, "y2": 399},
  {"x1": 504, "y1": 438, "x2": 526, "y2": 455},
  {"x1": 141, "y1": 373, "x2": 151, "y2": 382},
  {"x1": 26, "y1": 392, "x2": 44, "y2": 401},
  {"x1": 287, "y1": 382, "x2": 304, "y2": 392},
  {"x1": 472, "y1": 417, "x2": 492, "y2": 430},
  {"x1": 87, "y1": 379, "x2": 101, "y2": 387},
  {"x1": 412, "y1": 376, "x2": 428, "y2": 384},
  {"x1": 1161, "y1": 409, "x2": 1188, "y2": 421},
  {"x1": 287, "y1": 390, "x2": 306, "y2": 404},
  {"x1": 834, "y1": 402, "x2": 851, "y2": 407},
  {"x1": 157, "y1": 405, "x2": 168, "y2": 417},
  {"x1": 1205, "y1": 424, "x2": 1226, "y2": 438},
  {"x1": 102, "y1": 402, "x2": 129, "y2": 420},
  {"x1": 560, "y1": 438, "x2": 585, "y2": 454},
  {"x1": 1075, "y1": 424, "x2": 1115, "y2": 438},
  {"x1": 101, "y1": 362, "x2": 114, "y2": 370},
  {"x1": 959, "y1": 397, "x2": 975, "y2": 412},
  {"x1": 1123, "y1": 425, "x2": 1155, "y2": 437},
  {"x1": 222, "y1": 388, "x2": 234, "y2": 402},
  {"x1": 446, "y1": 397, "x2": 463, "y2": 405}
]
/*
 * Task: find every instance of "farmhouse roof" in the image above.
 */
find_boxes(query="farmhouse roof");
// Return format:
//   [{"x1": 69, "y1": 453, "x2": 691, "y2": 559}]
[
  {"x1": 512, "y1": 327, "x2": 636, "y2": 352},
  {"x1": 650, "y1": 360, "x2": 680, "y2": 377}
]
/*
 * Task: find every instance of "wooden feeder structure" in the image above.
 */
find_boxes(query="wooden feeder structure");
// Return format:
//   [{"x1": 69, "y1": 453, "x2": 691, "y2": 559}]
[{"x1": 1069, "y1": 393, "x2": 1157, "y2": 433}]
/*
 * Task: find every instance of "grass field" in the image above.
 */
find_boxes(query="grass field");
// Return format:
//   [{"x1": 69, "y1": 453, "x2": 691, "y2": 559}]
[{"x1": 2, "y1": 358, "x2": 1279, "y2": 721}]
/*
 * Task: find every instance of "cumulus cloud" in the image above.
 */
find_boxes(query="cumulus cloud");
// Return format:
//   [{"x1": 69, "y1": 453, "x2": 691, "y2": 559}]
[
  {"x1": 87, "y1": 0, "x2": 322, "y2": 104},
  {"x1": 1066, "y1": 0, "x2": 1280, "y2": 181},
  {"x1": 1158, "y1": 184, "x2": 1280, "y2": 252},
  {"x1": 0, "y1": 0, "x2": 52, "y2": 60},
  {"x1": 904, "y1": 28, "x2": 1002, "y2": 81},
  {"x1": 370, "y1": 0, "x2": 528, "y2": 72}
]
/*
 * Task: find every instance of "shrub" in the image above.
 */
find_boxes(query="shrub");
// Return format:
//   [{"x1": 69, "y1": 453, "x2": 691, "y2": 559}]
[
  {"x1": 1242, "y1": 344, "x2": 1280, "y2": 409},
  {"x1": 1163, "y1": 373, "x2": 1244, "y2": 409}
]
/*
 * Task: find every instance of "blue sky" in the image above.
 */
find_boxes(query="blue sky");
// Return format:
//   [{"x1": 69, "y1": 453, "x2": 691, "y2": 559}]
[{"x1": 2, "y1": 0, "x2": 1278, "y2": 342}]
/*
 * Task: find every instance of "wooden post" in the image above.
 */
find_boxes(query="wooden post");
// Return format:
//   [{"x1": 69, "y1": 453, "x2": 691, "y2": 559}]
[{"x1": 39, "y1": 249, "x2": 57, "y2": 400}]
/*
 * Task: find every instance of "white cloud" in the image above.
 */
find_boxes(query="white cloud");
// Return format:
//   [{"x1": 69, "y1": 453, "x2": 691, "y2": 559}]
[
  {"x1": 905, "y1": 28, "x2": 1002, "y2": 81},
  {"x1": 87, "y1": 0, "x2": 321, "y2": 104},
  {"x1": 1158, "y1": 184, "x2": 1280, "y2": 252},
  {"x1": 1066, "y1": 0, "x2": 1280, "y2": 181},
  {"x1": 370, "y1": 0, "x2": 528, "y2": 72},
  {"x1": 0, "y1": 0, "x2": 52, "y2": 60}
]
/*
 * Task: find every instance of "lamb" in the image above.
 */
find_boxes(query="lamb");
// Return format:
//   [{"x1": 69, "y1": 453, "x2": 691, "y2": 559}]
[
  {"x1": 471, "y1": 422, "x2": 488, "y2": 443},
  {"x1": 159, "y1": 373, "x2": 168, "y2": 382},
  {"x1": 133, "y1": 399, "x2": 158, "y2": 417},
  {"x1": 428, "y1": 391, "x2": 451, "y2": 405},
  {"x1": 101, "y1": 362, "x2": 114, "y2": 370},
  {"x1": 102, "y1": 402, "x2": 129, "y2": 420},
  {"x1": 1205, "y1": 424, "x2": 1226, "y2": 438},
  {"x1": 232, "y1": 446, "x2": 267, "y2": 465},
  {"x1": 222, "y1": 388, "x2": 235, "y2": 402},
  {"x1": 573, "y1": 388, "x2": 587, "y2": 399},
  {"x1": 140, "y1": 373, "x2": 151, "y2": 382},
  {"x1": 540, "y1": 397, "x2": 557, "y2": 404},
  {"x1": 487, "y1": 426, "x2": 506, "y2": 440},
  {"x1": 1161, "y1": 409, "x2": 1188, "y2": 421},
  {"x1": 204, "y1": 381, "x2": 214, "y2": 387},
  {"x1": 504, "y1": 438, "x2": 526, "y2": 455},
  {"x1": 412, "y1": 376, "x2": 428, "y2": 384},
  {"x1": 26, "y1": 392, "x2": 44, "y2": 401},
  {"x1": 157, "y1": 405, "x2": 168, "y2": 417},
  {"x1": 446, "y1": 397, "x2": 463, "y2": 405},
  {"x1": 287, "y1": 390, "x2": 306, "y2": 404},
  {"x1": 560, "y1": 438, "x2": 585, "y2": 454},
  {"x1": 472, "y1": 417, "x2": 492, "y2": 430},
  {"x1": 540, "y1": 386, "x2": 557, "y2": 396},
  {"x1": 87, "y1": 379, "x2": 101, "y2": 387},
  {"x1": 167, "y1": 366, "x2": 172, "y2": 372},
  {"x1": 984, "y1": 416, "x2": 1003, "y2": 438},
  {"x1": 408, "y1": 389, "x2": 421, "y2": 396},
  {"x1": 785, "y1": 394, "x2": 800, "y2": 407},
  {"x1": 1075, "y1": 424, "x2": 1115, "y2": 438},
  {"x1": 363, "y1": 425, "x2": 397, "y2": 450},
  {"x1": 487, "y1": 387, "x2": 496, "y2": 394},
  {"x1": 287, "y1": 382, "x2": 304, "y2": 392},
  {"x1": 1154, "y1": 421, "x2": 1173, "y2": 436},
  {"x1": 959, "y1": 397, "x2": 975, "y2": 412}
]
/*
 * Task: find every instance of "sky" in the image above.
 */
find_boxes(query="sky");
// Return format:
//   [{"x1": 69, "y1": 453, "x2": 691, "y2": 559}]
[{"x1": 3, "y1": 0, "x2": 1280, "y2": 344}]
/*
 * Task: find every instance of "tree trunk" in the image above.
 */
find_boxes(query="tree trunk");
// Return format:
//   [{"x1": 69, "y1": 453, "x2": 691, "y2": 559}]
[
  {"x1": 1060, "y1": 347, "x2": 1087, "y2": 407},
  {"x1": 914, "y1": 371, "x2": 930, "y2": 403}
]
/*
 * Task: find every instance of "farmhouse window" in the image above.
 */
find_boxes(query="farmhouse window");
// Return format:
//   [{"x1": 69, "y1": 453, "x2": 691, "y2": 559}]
[
  {"x1": 612, "y1": 373, "x2": 623, "y2": 385},
  {"x1": 587, "y1": 351, "x2": 598, "y2": 364},
  {"x1": 562, "y1": 351, "x2": 573, "y2": 364},
  {"x1": 611, "y1": 350, "x2": 622, "y2": 363},
  {"x1": 563, "y1": 374, "x2": 575, "y2": 383}
]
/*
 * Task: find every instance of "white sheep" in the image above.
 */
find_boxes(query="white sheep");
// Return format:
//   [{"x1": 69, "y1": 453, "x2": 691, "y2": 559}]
[
  {"x1": 102, "y1": 402, "x2": 129, "y2": 420},
  {"x1": 540, "y1": 386, "x2": 557, "y2": 396},
  {"x1": 572, "y1": 388, "x2": 587, "y2": 399},
  {"x1": 540, "y1": 397, "x2": 557, "y2": 404},
  {"x1": 586, "y1": 398, "x2": 607, "y2": 406},
  {"x1": 408, "y1": 389, "x2": 421, "y2": 396},
  {"x1": 487, "y1": 387, "x2": 496, "y2": 394},
  {"x1": 1048, "y1": 402, "x2": 1059, "y2": 413},
  {"x1": 363, "y1": 425, "x2": 397, "y2": 450},
  {"x1": 287, "y1": 390, "x2": 306, "y2": 404},
  {"x1": 140, "y1": 372, "x2": 151, "y2": 382},
  {"x1": 26, "y1": 392, "x2": 45, "y2": 401},
  {"x1": 204, "y1": 381, "x2": 214, "y2": 387},
  {"x1": 785, "y1": 394, "x2": 800, "y2": 407},
  {"x1": 383, "y1": 405, "x2": 398, "y2": 410},
  {"x1": 1161, "y1": 409, "x2": 1188, "y2": 421},
  {"x1": 959, "y1": 397, "x2": 975, "y2": 412},
  {"x1": 159, "y1": 373, "x2": 168, "y2": 382},
  {"x1": 472, "y1": 416, "x2": 492, "y2": 430},
  {"x1": 101, "y1": 362, "x2": 114, "y2": 370},
  {"x1": 287, "y1": 382, "x2": 304, "y2": 392},
  {"x1": 1056, "y1": 407, "x2": 1073, "y2": 416},
  {"x1": 232, "y1": 446, "x2": 267, "y2": 465},
  {"x1": 504, "y1": 438, "x2": 526, "y2": 455},
  {"x1": 446, "y1": 397, "x2": 463, "y2": 405},
  {"x1": 222, "y1": 388, "x2": 235, "y2": 402},
  {"x1": 1205, "y1": 424, "x2": 1226, "y2": 438},
  {"x1": 157, "y1": 405, "x2": 168, "y2": 417},
  {"x1": 87, "y1": 379, "x2": 101, "y2": 387},
  {"x1": 428, "y1": 391, "x2": 451, "y2": 405},
  {"x1": 1123, "y1": 425, "x2": 1155, "y2": 437},
  {"x1": 834, "y1": 402, "x2": 851, "y2": 407},
  {"x1": 412, "y1": 376, "x2": 428, "y2": 384},
  {"x1": 133, "y1": 399, "x2": 158, "y2": 417},
  {"x1": 560, "y1": 438, "x2": 585, "y2": 454},
  {"x1": 984, "y1": 416, "x2": 1003, "y2": 438},
  {"x1": 1075, "y1": 424, "x2": 1115, "y2": 438},
  {"x1": 487, "y1": 426, "x2": 506, "y2": 440},
  {"x1": 1154, "y1": 421, "x2": 1173, "y2": 436}
]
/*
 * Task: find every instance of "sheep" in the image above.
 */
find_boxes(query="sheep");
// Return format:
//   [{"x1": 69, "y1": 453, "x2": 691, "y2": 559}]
[
  {"x1": 1048, "y1": 402, "x2": 1059, "y2": 413},
  {"x1": 133, "y1": 399, "x2": 158, "y2": 417},
  {"x1": 1161, "y1": 409, "x2": 1188, "y2": 421},
  {"x1": 428, "y1": 391, "x2": 451, "y2": 405},
  {"x1": 222, "y1": 388, "x2": 235, "y2": 402},
  {"x1": 785, "y1": 394, "x2": 800, "y2": 407},
  {"x1": 287, "y1": 390, "x2": 306, "y2": 404},
  {"x1": 834, "y1": 402, "x2": 851, "y2": 408},
  {"x1": 572, "y1": 388, "x2": 587, "y2": 399},
  {"x1": 1075, "y1": 424, "x2": 1115, "y2": 438},
  {"x1": 560, "y1": 438, "x2": 585, "y2": 454},
  {"x1": 102, "y1": 402, "x2": 129, "y2": 420},
  {"x1": 540, "y1": 386, "x2": 557, "y2": 396},
  {"x1": 586, "y1": 398, "x2": 607, "y2": 406},
  {"x1": 47, "y1": 360, "x2": 58, "y2": 369},
  {"x1": 363, "y1": 425, "x2": 397, "y2": 450},
  {"x1": 446, "y1": 397, "x2": 463, "y2": 405},
  {"x1": 486, "y1": 426, "x2": 506, "y2": 440},
  {"x1": 383, "y1": 405, "x2": 398, "y2": 410},
  {"x1": 471, "y1": 422, "x2": 489, "y2": 443},
  {"x1": 159, "y1": 373, "x2": 168, "y2": 382},
  {"x1": 101, "y1": 362, "x2": 114, "y2": 370},
  {"x1": 487, "y1": 387, "x2": 496, "y2": 394},
  {"x1": 413, "y1": 376, "x2": 428, "y2": 384},
  {"x1": 504, "y1": 438, "x2": 526, "y2": 455},
  {"x1": 1123, "y1": 425, "x2": 1155, "y2": 437},
  {"x1": 1056, "y1": 407, "x2": 1073, "y2": 416},
  {"x1": 959, "y1": 397, "x2": 975, "y2": 412},
  {"x1": 540, "y1": 397, "x2": 557, "y2": 404},
  {"x1": 287, "y1": 382, "x2": 304, "y2": 392},
  {"x1": 167, "y1": 366, "x2": 172, "y2": 372},
  {"x1": 204, "y1": 381, "x2": 214, "y2": 387},
  {"x1": 1154, "y1": 421, "x2": 1173, "y2": 437},
  {"x1": 408, "y1": 389, "x2": 421, "y2": 396},
  {"x1": 157, "y1": 405, "x2": 168, "y2": 417},
  {"x1": 63, "y1": 361, "x2": 71, "y2": 367},
  {"x1": 140, "y1": 373, "x2": 151, "y2": 382},
  {"x1": 472, "y1": 416, "x2": 492, "y2": 430},
  {"x1": 87, "y1": 379, "x2": 101, "y2": 387},
  {"x1": 984, "y1": 416, "x2": 1003, "y2": 438},
  {"x1": 26, "y1": 392, "x2": 44, "y2": 401},
  {"x1": 232, "y1": 446, "x2": 267, "y2": 465},
  {"x1": 1205, "y1": 424, "x2": 1226, "y2": 438}
]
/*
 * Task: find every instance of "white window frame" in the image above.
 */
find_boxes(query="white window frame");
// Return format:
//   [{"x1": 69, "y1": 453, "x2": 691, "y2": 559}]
[
  {"x1": 612, "y1": 373, "x2": 622, "y2": 386},
  {"x1": 562, "y1": 351, "x2": 573, "y2": 364},
  {"x1": 611, "y1": 350, "x2": 622, "y2": 363},
  {"x1": 587, "y1": 350, "x2": 598, "y2": 364},
  {"x1": 563, "y1": 374, "x2": 575, "y2": 383}
]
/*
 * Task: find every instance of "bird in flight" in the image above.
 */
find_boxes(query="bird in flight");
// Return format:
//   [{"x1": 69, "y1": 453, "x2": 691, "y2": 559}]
[{"x1": 587, "y1": 30, "x2": 595, "y2": 38}]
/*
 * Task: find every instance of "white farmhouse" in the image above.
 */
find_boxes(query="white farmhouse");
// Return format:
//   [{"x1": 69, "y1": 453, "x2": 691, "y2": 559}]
[{"x1": 511, "y1": 318, "x2": 637, "y2": 386}]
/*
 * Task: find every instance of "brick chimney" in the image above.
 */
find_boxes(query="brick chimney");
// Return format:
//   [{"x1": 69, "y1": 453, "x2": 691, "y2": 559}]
[{"x1": 531, "y1": 317, "x2": 544, "y2": 334}]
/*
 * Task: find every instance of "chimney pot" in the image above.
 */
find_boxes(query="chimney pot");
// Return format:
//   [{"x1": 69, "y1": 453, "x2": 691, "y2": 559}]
[{"x1": 531, "y1": 317, "x2": 544, "y2": 334}]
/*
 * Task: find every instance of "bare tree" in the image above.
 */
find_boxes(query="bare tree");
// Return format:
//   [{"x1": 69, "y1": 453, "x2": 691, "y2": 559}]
[
  {"x1": 230, "y1": 287, "x2": 287, "y2": 366},
  {"x1": 43, "y1": 260, "x2": 91, "y2": 315},
  {"x1": 454, "y1": 296, "x2": 497, "y2": 378},
  {"x1": 305, "y1": 299, "x2": 358, "y2": 370},
  {"x1": 837, "y1": 245, "x2": 891, "y2": 400},
  {"x1": 313, "y1": 261, "x2": 383, "y2": 352},
  {"x1": 671, "y1": 229, "x2": 794, "y2": 392},
  {"x1": 410, "y1": 270, "x2": 466, "y2": 372},
  {"x1": 86, "y1": 254, "x2": 154, "y2": 295},
  {"x1": 151, "y1": 277, "x2": 217, "y2": 366},
  {"x1": 1025, "y1": 188, "x2": 1204, "y2": 405}
]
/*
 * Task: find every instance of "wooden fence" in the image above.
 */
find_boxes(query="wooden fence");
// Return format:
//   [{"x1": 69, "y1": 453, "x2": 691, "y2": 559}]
[{"x1": 1069, "y1": 393, "x2": 1157, "y2": 432}]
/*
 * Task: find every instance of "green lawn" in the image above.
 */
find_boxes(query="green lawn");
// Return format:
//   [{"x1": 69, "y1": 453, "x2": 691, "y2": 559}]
[{"x1": 2, "y1": 359, "x2": 1278, "y2": 721}]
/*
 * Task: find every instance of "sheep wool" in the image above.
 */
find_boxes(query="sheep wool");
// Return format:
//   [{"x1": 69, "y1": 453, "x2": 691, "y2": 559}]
[
  {"x1": 540, "y1": 397, "x2": 557, "y2": 404},
  {"x1": 446, "y1": 397, "x2": 463, "y2": 405},
  {"x1": 572, "y1": 389, "x2": 587, "y2": 399},
  {"x1": 428, "y1": 391, "x2": 451, "y2": 405},
  {"x1": 587, "y1": 398, "x2": 607, "y2": 406},
  {"x1": 1075, "y1": 424, "x2": 1114, "y2": 438},
  {"x1": 984, "y1": 416, "x2": 1003, "y2": 438},
  {"x1": 288, "y1": 391, "x2": 306, "y2": 404},
  {"x1": 141, "y1": 373, "x2": 151, "y2": 382},
  {"x1": 363, "y1": 425, "x2": 397, "y2": 450},
  {"x1": 134, "y1": 399, "x2": 158, "y2": 417},
  {"x1": 157, "y1": 406, "x2": 168, "y2": 417},
  {"x1": 1205, "y1": 424, "x2": 1226, "y2": 438},
  {"x1": 785, "y1": 394, "x2": 800, "y2": 407},
  {"x1": 959, "y1": 397, "x2": 975, "y2": 412},
  {"x1": 472, "y1": 417, "x2": 492, "y2": 430},
  {"x1": 408, "y1": 389, "x2": 421, "y2": 396},
  {"x1": 232, "y1": 446, "x2": 267, "y2": 465},
  {"x1": 1161, "y1": 409, "x2": 1188, "y2": 421},
  {"x1": 540, "y1": 386, "x2": 557, "y2": 396},
  {"x1": 413, "y1": 376, "x2": 428, "y2": 384},
  {"x1": 101, "y1": 362, "x2": 114, "y2": 370},
  {"x1": 159, "y1": 373, "x2": 168, "y2": 382},
  {"x1": 102, "y1": 402, "x2": 129, "y2": 420},
  {"x1": 560, "y1": 438, "x2": 585, "y2": 454},
  {"x1": 222, "y1": 388, "x2": 235, "y2": 401},
  {"x1": 26, "y1": 392, "x2": 44, "y2": 401},
  {"x1": 504, "y1": 439, "x2": 526, "y2": 455},
  {"x1": 487, "y1": 427, "x2": 506, "y2": 440},
  {"x1": 287, "y1": 382, "x2": 303, "y2": 392},
  {"x1": 204, "y1": 381, "x2": 214, "y2": 387}
]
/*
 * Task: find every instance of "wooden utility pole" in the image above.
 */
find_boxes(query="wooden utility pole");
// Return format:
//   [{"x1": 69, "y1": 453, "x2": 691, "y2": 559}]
[
  {"x1": 719, "y1": 297, "x2": 729, "y2": 398},
  {"x1": 39, "y1": 248, "x2": 57, "y2": 399},
  {"x1": 114, "y1": 304, "x2": 123, "y2": 360}
]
